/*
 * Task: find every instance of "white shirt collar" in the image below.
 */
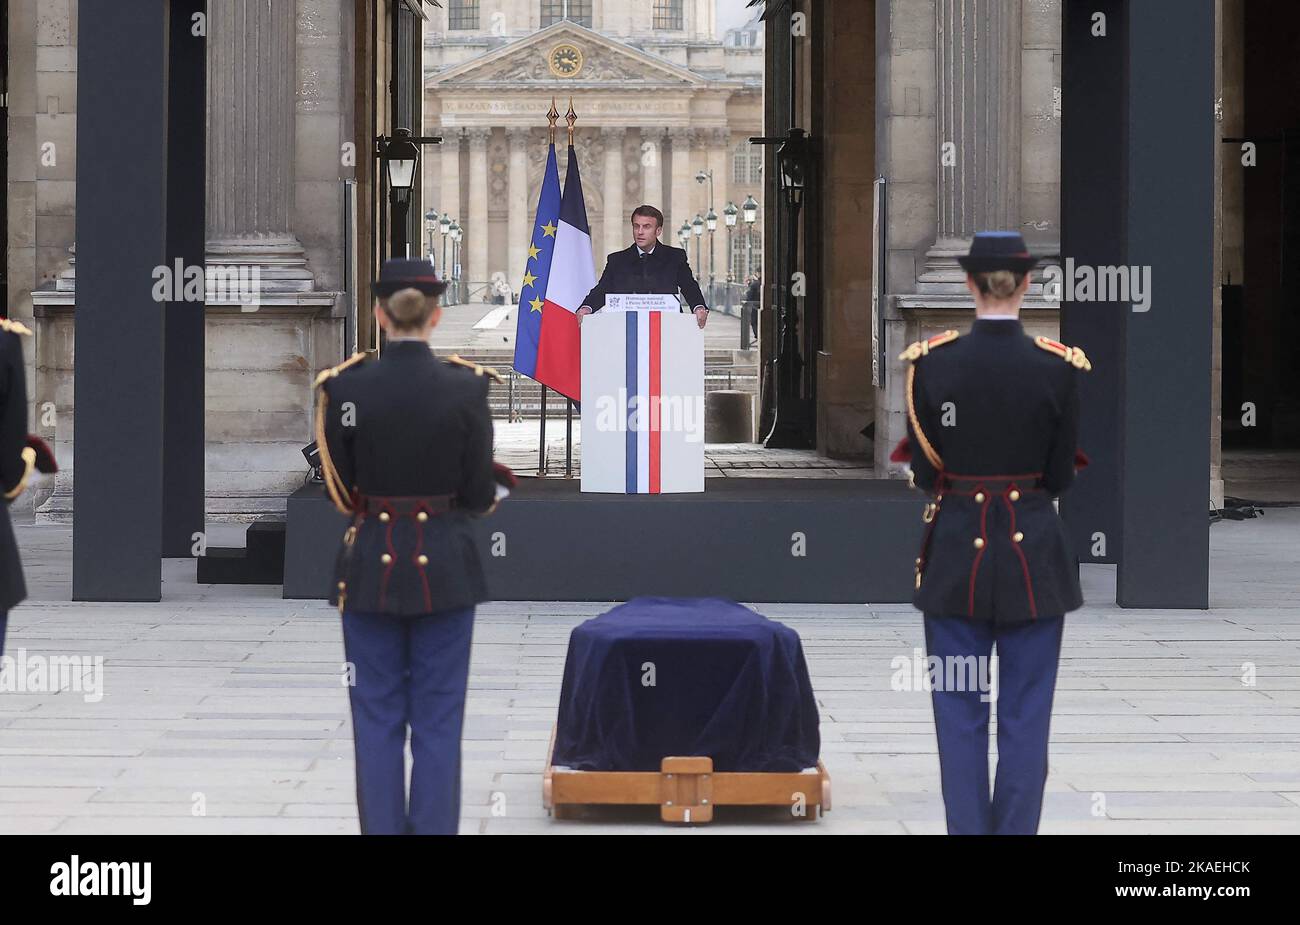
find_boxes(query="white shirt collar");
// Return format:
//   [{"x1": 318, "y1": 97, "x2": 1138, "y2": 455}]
[
  {"x1": 636, "y1": 244, "x2": 656, "y2": 256},
  {"x1": 976, "y1": 314, "x2": 1020, "y2": 321}
]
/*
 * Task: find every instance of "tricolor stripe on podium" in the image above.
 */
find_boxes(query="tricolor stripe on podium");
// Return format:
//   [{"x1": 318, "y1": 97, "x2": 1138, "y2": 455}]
[{"x1": 624, "y1": 310, "x2": 666, "y2": 493}]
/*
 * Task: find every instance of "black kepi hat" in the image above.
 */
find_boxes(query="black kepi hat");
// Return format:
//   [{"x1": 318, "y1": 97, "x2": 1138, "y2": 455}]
[
  {"x1": 956, "y1": 231, "x2": 1039, "y2": 274},
  {"x1": 373, "y1": 257, "x2": 449, "y2": 298}
]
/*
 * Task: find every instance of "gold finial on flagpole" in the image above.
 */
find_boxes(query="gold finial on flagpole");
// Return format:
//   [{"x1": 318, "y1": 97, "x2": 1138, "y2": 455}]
[
  {"x1": 547, "y1": 97, "x2": 559, "y2": 146},
  {"x1": 565, "y1": 98, "x2": 577, "y2": 147}
]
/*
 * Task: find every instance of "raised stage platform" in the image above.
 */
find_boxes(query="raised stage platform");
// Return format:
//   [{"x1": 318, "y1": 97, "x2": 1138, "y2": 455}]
[{"x1": 283, "y1": 477, "x2": 925, "y2": 604}]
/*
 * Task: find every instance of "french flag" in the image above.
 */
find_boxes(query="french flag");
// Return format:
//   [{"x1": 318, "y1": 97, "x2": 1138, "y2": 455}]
[{"x1": 512, "y1": 143, "x2": 593, "y2": 402}]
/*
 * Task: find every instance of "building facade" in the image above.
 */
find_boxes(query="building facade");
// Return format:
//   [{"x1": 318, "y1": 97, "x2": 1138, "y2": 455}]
[{"x1": 421, "y1": 0, "x2": 763, "y2": 298}]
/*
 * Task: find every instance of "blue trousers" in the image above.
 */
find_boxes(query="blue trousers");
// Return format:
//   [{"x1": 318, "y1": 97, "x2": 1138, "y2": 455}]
[
  {"x1": 341, "y1": 606, "x2": 475, "y2": 835},
  {"x1": 923, "y1": 613, "x2": 1064, "y2": 835}
]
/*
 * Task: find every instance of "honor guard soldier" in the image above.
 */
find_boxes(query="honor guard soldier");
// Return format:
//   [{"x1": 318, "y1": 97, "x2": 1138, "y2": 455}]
[
  {"x1": 892, "y1": 231, "x2": 1091, "y2": 835},
  {"x1": 0, "y1": 317, "x2": 57, "y2": 656},
  {"x1": 315, "y1": 258, "x2": 513, "y2": 835}
]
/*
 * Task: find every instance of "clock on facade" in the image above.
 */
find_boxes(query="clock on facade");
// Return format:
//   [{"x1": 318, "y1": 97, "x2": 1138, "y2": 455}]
[{"x1": 547, "y1": 43, "x2": 583, "y2": 78}]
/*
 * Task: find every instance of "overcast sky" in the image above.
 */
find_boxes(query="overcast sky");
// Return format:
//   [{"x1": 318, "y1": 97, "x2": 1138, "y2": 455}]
[{"x1": 715, "y1": 0, "x2": 760, "y2": 37}]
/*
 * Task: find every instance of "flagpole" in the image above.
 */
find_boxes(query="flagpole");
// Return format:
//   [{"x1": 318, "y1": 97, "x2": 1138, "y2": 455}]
[
  {"x1": 538, "y1": 385, "x2": 547, "y2": 476},
  {"x1": 565, "y1": 399, "x2": 573, "y2": 477}
]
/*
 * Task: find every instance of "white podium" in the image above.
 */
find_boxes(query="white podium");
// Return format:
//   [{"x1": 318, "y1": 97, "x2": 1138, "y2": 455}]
[{"x1": 581, "y1": 296, "x2": 704, "y2": 493}]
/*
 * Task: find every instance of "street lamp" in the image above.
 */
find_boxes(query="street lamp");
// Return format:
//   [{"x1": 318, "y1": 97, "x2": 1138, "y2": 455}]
[
  {"x1": 380, "y1": 127, "x2": 421, "y2": 258},
  {"x1": 449, "y1": 220, "x2": 462, "y2": 304},
  {"x1": 691, "y1": 214, "x2": 704, "y2": 288},
  {"x1": 438, "y1": 212, "x2": 451, "y2": 285},
  {"x1": 705, "y1": 207, "x2": 718, "y2": 305},
  {"x1": 678, "y1": 221, "x2": 691, "y2": 248},
  {"x1": 723, "y1": 201, "x2": 740, "y2": 346},
  {"x1": 741, "y1": 194, "x2": 759, "y2": 279},
  {"x1": 424, "y1": 208, "x2": 438, "y2": 267}
]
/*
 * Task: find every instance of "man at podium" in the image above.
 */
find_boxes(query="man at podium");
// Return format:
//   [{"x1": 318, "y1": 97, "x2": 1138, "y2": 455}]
[{"x1": 576, "y1": 205, "x2": 710, "y2": 329}]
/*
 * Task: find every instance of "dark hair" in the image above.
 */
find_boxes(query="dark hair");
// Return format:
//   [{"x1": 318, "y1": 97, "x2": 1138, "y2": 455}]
[
  {"x1": 630, "y1": 205, "x2": 664, "y2": 228},
  {"x1": 970, "y1": 270, "x2": 1026, "y2": 299}
]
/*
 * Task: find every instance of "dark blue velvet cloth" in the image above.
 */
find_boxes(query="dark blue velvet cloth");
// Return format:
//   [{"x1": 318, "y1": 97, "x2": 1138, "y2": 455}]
[{"x1": 551, "y1": 597, "x2": 821, "y2": 772}]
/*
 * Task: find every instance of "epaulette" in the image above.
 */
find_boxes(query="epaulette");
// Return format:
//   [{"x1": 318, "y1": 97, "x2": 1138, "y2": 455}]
[
  {"x1": 0, "y1": 318, "x2": 33, "y2": 336},
  {"x1": 1034, "y1": 336, "x2": 1092, "y2": 371},
  {"x1": 445, "y1": 353, "x2": 503, "y2": 383},
  {"x1": 313, "y1": 352, "x2": 367, "y2": 389},
  {"x1": 898, "y1": 330, "x2": 959, "y2": 362}
]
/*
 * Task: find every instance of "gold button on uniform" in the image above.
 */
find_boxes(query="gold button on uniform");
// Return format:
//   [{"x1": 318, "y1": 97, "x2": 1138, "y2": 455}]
[
  {"x1": 380, "y1": 553, "x2": 392, "y2": 564},
  {"x1": 973, "y1": 537, "x2": 985, "y2": 549},
  {"x1": 417, "y1": 511, "x2": 429, "y2": 522},
  {"x1": 337, "y1": 581, "x2": 346, "y2": 591},
  {"x1": 1009, "y1": 489, "x2": 1021, "y2": 501},
  {"x1": 1013, "y1": 531, "x2": 1024, "y2": 543},
  {"x1": 378, "y1": 511, "x2": 390, "y2": 522},
  {"x1": 417, "y1": 555, "x2": 429, "y2": 566},
  {"x1": 974, "y1": 492, "x2": 986, "y2": 503}
]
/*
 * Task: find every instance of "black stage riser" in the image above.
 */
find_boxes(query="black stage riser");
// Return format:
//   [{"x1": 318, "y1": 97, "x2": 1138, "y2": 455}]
[{"x1": 284, "y1": 481, "x2": 924, "y2": 604}]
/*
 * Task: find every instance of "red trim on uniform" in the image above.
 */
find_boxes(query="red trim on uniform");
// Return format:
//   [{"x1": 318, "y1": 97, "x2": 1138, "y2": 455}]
[
  {"x1": 1004, "y1": 486, "x2": 1038, "y2": 619},
  {"x1": 379, "y1": 508, "x2": 396, "y2": 610},
  {"x1": 967, "y1": 486, "x2": 990, "y2": 616},
  {"x1": 889, "y1": 437, "x2": 912, "y2": 463}
]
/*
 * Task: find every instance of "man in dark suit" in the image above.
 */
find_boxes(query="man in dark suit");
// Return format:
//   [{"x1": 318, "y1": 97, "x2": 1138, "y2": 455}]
[
  {"x1": 576, "y1": 205, "x2": 710, "y2": 329},
  {"x1": 892, "y1": 231, "x2": 1091, "y2": 835},
  {"x1": 316, "y1": 258, "x2": 512, "y2": 835}
]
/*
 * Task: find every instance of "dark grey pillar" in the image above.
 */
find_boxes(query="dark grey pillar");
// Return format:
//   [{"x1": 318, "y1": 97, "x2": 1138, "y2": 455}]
[
  {"x1": 74, "y1": 1, "x2": 169, "y2": 600},
  {"x1": 162, "y1": 0, "x2": 206, "y2": 557},
  {"x1": 1117, "y1": 0, "x2": 1214, "y2": 607},
  {"x1": 1060, "y1": 0, "x2": 1125, "y2": 564}
]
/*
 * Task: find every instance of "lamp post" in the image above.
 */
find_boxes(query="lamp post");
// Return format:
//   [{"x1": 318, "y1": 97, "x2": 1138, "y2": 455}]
[
  {"x1": 696, "y1": 169, "x2": 715, "y2": 305},
  {"x1": 379, "y1": 127, "x2": 421, "y2": 259},
  {"x1": 705, "y1": 207, "x2": 717, "y2": 305},
  {"x1": 740, "y1": 195, "x2": 759, "y2": 359},
  {"x1": 439, "y1": 212, "x2": 451, "y2": 287},
  {"x1": 678, "y1": 222, "x2": 690, "y2": 249},
  {"x1": 449, "y1": 220, "x2": 462, "y2": 304},
  {"x1": 724, "y1": 201, "x2": 742, "y2": 348},
  {"x1": 424, "y1": 208, "x2": 438, "y2": 267},
  {"x1": 741, "y1": 193, "x2": 758, "y2": 280},
  {"x1": 691, "y1": 214, "x2": 704, "y2": 290}
]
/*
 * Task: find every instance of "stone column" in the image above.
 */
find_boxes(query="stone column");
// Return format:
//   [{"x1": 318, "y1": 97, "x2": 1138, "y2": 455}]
[
  {"x1": 602, "y1": 126, "x2": 626, "y2": 257},
  {"x1": 918, "y1": 0, "x2": 1022, "y2": 292},
  {"x1": 206, "y1": 0, "x2": 313, "y2": 292},
  {"x1": 507, "y1": 127, "x2": 530, "y2": 292},
  {"x1": 669, "y1": 128, "x2": 695, "y2": 244},
  {"x1": 641, "y1": 127, "x2": 666, "y2": 216},
  {"x1": 707, "y1": 128, "x2": 731, "y2": 289},
  {"x1": 466, "y1": 126, "x2": 491, "y2": 289}
]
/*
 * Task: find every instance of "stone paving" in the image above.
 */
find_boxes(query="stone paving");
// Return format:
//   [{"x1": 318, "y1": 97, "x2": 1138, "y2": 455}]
[{"x1": 1, "y1": 509, "x2": 1298, "y2": 835}]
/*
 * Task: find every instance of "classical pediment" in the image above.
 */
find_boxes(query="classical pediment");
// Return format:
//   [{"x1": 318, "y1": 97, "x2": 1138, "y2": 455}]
[{"x1": 427, "y1": 21, "x2": 709, "y2": 90}]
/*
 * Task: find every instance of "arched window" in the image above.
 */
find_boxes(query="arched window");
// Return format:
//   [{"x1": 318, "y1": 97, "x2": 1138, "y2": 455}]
[
  {"x1": 448, "y1": 0, "x2": 479, "y2": 31},
  {"x1": 732, "y1": 140, "x2": 762, "y2": 185},
  {"x1": 653, "y1": 0, "x2": 684, "y2": 31},
  {"x1": 540, "y1": 0, "x2": 592, "y2": 28}
]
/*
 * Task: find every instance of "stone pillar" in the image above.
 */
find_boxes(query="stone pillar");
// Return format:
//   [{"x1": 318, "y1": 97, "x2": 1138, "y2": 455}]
[
  {"x1": 641, "y1": 127, "x2": 666, "y2": 217},
  {"x1": 602, "y1": 126, "x2": 626, "y2": 257},
  {"x1": 507, "y1": 127, "x2": 530, "y2": 292},
  {"x1": 669, "y1": 128, "x2": 695, "y2": 245},
  {"x1": 918, "y1": 0, "x2": 1022, "y2": 292},
  {"x1": 466, "y1": 127, "x2": 491, "y2": 288},
  {"x1": 707, "y1": 128, "x2": 730, "y2": 290},
  {"x1": 206, "y1": 0, "x2": 313, "y2": 292}
]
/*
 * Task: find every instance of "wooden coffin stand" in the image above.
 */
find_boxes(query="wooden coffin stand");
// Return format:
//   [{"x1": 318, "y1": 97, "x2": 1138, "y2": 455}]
[{"x1": 542, "y1": 727, "x2": 832, "y2": 825}]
